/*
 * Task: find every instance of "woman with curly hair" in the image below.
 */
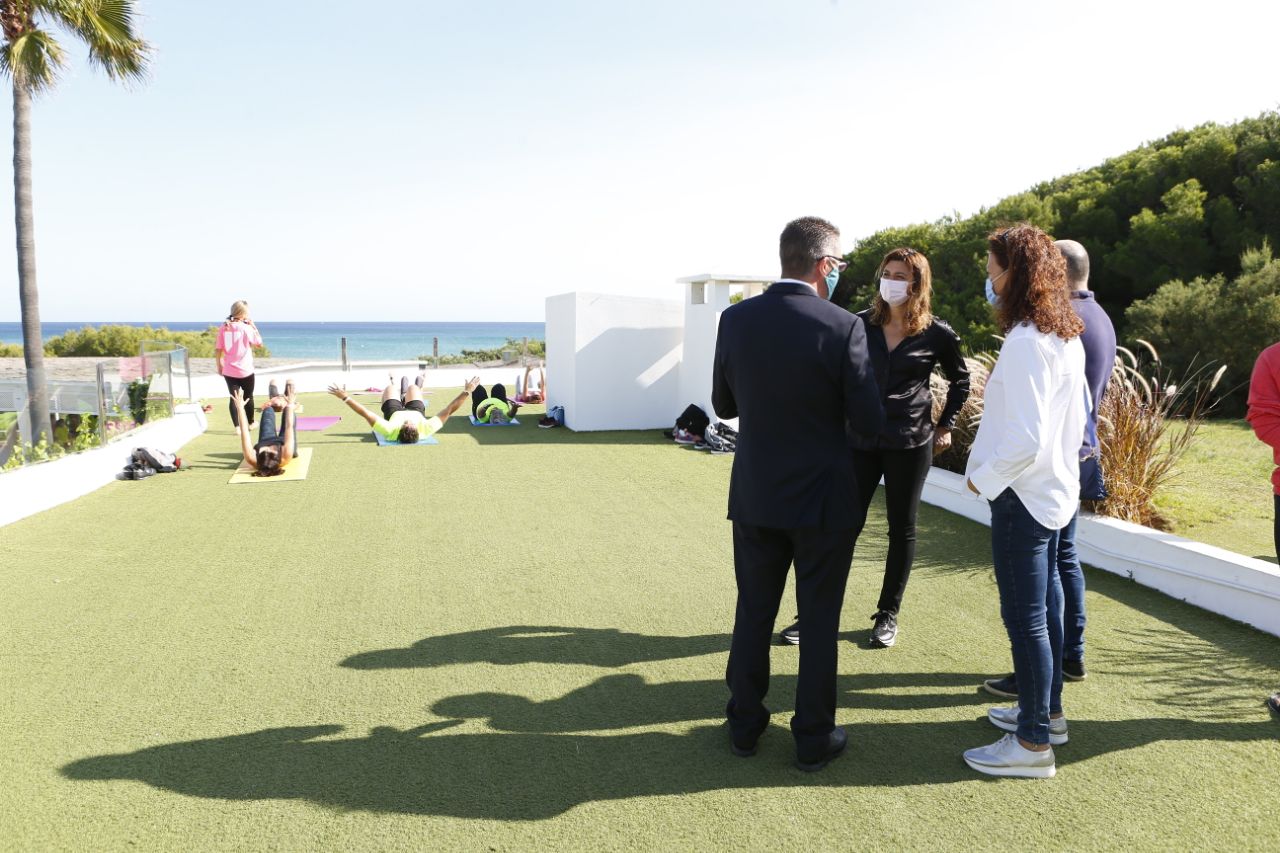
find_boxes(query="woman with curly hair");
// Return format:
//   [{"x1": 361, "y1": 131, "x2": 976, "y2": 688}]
[
  {"x1": 777, "y1": 247, "x2": 970, "y2": 650},
  {"x1": 962, "y1": 223, "x2": 1086, "y2": 779}
]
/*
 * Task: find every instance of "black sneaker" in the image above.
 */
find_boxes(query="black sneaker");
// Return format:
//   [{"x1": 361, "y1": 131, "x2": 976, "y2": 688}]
[
  {"x1": 779, "y1": 618, "x2": 800, "y2": 646},
  {"x1": 983, "y1": 674, "x2": 1018, "y2": 698},
  {"x1": 1063, "y1": 659, "x2": 1087, "y2": 681},
  {"x1": 869, "y1": 610, "x2": 898, "y2": 648}
]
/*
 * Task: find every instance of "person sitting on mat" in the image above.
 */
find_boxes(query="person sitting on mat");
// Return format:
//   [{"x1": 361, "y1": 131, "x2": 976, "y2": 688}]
[
  {"x1": 516, "y1": 363, "x2": 546, "y2": 403},
  {"x1": 329, "y1": 375, "x2": 478, "y2": 442},
  {"x1": 232, "y1": 380, "x2": 296, "y2": 477},
  {"x1": 472, "y1": 382, "x2": 520, "y2": 424}
]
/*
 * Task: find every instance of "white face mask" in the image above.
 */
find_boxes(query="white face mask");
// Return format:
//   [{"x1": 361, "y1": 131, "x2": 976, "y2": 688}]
[{"x1": 879, "y1": 277, "x2": 910, "y2": 306}]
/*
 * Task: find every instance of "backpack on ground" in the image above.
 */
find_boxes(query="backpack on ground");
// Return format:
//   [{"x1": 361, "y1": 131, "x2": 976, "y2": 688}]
[
  {"x1": 674, "y1": 404, "x2": 709, "y2": 439},
  {"x1": 131, "y1": 447, "x2": 181, "y2": 474}
]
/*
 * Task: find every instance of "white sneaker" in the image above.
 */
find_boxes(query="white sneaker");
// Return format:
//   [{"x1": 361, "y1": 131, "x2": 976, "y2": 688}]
[
  {"x1": 987, "y1": 706, "x2": 1068, "y2": 745},
  {"x1": 963, "y1": 733, "x2": 1056, "y2": 778}
]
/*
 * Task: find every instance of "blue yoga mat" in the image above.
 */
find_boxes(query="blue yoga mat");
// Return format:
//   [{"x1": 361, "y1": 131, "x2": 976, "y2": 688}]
[
  {"x1": 373, "y1": 431, "x2": 439, "y2": 446},
  {"x1": 470, "y1": 416, "x2": 521, "y2": 426}
]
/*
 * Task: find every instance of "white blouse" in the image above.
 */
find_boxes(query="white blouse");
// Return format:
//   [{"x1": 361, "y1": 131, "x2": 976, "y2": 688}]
[{"x1": 965, "y1": 322, "x2": 1087, "y2": 530}]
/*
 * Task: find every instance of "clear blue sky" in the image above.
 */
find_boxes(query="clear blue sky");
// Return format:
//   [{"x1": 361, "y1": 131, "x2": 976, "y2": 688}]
[{"x1": 1, "y1": 0, "x2": 1278, "y2": 323}]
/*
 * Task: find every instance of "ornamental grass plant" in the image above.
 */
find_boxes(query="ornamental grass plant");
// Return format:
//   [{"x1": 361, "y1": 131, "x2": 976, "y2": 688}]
[{"x1": 929, "y1": 341, "x2": 1225, "y2": 530}]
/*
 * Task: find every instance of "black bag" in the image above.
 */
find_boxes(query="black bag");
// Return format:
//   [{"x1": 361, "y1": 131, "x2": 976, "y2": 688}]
[
  {"x1": 675, "y1": 404, "x2": 710, "y2": 438},
  {"x1": 132, "y1": 447, "x2": 180, "y2": 474}
]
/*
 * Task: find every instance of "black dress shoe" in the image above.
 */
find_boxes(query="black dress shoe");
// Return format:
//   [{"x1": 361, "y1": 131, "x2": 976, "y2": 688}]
[
  {"x1": 729, "y1": 727, "x2": 763, "y2": 757},
  {"x1": 870, "y1": 610, "x2": 898, "y2": 648},
  {"x1": 778, "y1": 617, "x2": 800, "y2": 646},
  {"x1": 1062, "y1": 659, "x2": 1087, "y2": 681},
  {"x1": 796, "y1": 726, "x2": 847, "y2": 772}
]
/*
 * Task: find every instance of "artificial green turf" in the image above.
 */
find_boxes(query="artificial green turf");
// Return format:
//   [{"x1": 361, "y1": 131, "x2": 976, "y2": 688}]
[
  {"x1": 1155, "y1": 419, "x2": 1277, "y2": 562},
  {"x1": 2, "y1": 390, "x2": 1279, "y2": 851}
]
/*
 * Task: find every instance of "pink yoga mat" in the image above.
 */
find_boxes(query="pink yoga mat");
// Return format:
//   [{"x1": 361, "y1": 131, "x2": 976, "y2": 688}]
[{"x1": 294, "y1": 416, "x2": 342, "y2": 431}]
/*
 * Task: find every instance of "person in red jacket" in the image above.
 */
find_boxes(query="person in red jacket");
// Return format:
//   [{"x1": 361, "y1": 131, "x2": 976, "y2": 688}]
[{"x1": 1245, "y1": 341, "x2": 1280, "y2": 719}]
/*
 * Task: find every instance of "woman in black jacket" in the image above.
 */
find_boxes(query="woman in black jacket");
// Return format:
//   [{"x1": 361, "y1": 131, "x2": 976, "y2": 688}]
[{"x1": 780, "y1": 247, "x2": 970, "y2": 649}]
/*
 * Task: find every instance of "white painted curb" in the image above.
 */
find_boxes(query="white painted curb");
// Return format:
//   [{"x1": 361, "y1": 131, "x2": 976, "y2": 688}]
[
  {"x1": 0, "y1": 403, "x2": 208, "y2": 529},
  {"x1": 922, "y1": 467, "x2": 1280, "y2": 638}
]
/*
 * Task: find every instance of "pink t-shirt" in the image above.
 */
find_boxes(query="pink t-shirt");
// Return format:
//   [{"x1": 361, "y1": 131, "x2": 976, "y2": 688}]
[{"x1": 216, "y1": 321, "x2": 263, "y2": 378}]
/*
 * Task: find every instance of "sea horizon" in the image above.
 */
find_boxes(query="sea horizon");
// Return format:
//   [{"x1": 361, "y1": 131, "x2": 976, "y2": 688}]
[{"x1": 0, "y1": 320, "x2": 547, "y2": 362}]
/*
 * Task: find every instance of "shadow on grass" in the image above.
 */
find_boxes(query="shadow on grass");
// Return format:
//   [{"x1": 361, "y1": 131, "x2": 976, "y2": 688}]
[
  {"x1": 341, "y1": 626, "x2": 729, "y2": 670},
  {"x1": 60, "y1": 716, "x2": 1276, "y2": 820},
  {"x1": 431, "y1": 671, "x2": 994, "y2": 732}
]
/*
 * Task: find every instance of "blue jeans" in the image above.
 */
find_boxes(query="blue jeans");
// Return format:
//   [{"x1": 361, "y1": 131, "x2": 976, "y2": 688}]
[
  {"x1": 1055, "y1": 510, "x2": 1086, "y2": 663},
  {"x1": 989, "y1": 489, "x2": 1064, "y2": 745},
  {"x1": 255, "y1": 407, "x2": 296, "y2": 457}
]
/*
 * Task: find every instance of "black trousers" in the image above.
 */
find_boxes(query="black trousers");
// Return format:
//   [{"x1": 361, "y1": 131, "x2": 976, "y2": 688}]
[
  {"x1": 223, "y1": 374, "x2": 255, "y2": 428},
  {"x1": 471, "y1": 383, "x2": 508, "y2": 418},
  {"x1": 726, "y1": 522, "x2": 857, "y2": 754},
  {"x1": 851, "y1": 443, "x2": 933, "y2": 615}
]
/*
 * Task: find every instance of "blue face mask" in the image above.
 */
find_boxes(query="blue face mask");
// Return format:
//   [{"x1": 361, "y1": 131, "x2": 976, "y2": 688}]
[
  {"x1": 984, "y1": 277, "x2": 999, "y2": 307},
  {"x1": 824, "y1": 263, "x2": 841, "y2": 301}
]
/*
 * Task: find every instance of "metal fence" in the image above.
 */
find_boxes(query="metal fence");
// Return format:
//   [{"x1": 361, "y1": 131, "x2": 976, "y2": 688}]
[{"x1": 0, "y1": 345, "x2": 188, "y2": 471}]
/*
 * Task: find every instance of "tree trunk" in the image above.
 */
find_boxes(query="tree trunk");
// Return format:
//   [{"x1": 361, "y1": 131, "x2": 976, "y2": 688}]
[{"x1": 13, "y1": 78, "x2": 49, "y2": 445}]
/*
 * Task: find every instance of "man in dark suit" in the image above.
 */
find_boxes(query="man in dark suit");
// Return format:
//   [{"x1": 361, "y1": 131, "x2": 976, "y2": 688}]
[{"x1": 712, "y1": 216, "x2": 884, "y2": 770}]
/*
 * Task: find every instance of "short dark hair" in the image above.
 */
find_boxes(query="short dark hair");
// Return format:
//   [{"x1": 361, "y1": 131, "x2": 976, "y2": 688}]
[
  {"x1": 1054, "y1": 239, "x2": 1090, "y2": 288},
  {"x1": 255, "y1": 446, "x2": 284, "y2": 477},
  {"x1": 779, "y1": 217, "x2": 840, "y2": 279},
  {"x1": 399, "y1": 423, "x2": 420, "y2": 444}
]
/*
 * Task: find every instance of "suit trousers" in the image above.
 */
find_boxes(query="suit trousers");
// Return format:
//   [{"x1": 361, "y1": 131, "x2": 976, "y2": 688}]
[{"x1": 726, "y1": 521, "x2": 857, "y2": 754}]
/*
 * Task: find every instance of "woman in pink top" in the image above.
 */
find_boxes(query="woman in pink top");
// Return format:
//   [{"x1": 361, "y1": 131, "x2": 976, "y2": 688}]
[
  {"x1": 215, "y1": 300, "x2": 264, "y2": 428},
  {"x1": 1245, "y1": 341, "x2": 1280, "y2": 718}
]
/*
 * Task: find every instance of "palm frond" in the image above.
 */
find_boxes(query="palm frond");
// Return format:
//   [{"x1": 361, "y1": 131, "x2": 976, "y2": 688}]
[
  {"x1": 34, "y1": 0, "x2": 150, "y2": 82},
  {"x1": 1, "y1": 28, "x2": 67, "y2": 93}
]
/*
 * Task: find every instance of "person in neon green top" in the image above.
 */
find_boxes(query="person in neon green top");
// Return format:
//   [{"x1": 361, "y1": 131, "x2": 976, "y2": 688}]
[{"x1": 328, "y1": 375, "x2": 478, "y2": 443}]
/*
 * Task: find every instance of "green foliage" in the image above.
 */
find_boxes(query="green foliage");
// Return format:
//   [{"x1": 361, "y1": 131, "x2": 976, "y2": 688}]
[
  {"x1": 0, "y1": 340, "x2": 22, "y2": 357},
  {"x1": 421, "y1": 338, "x2": 545, "y2": 365},
  {"x1": 1126, "y1": 242, "x2": 1280, "y2": 413},
  {"x1": 1, "y1": 0, "x2": 151, "y2": 93},
  {"x1": 838, "y1": 111, "x2": 1280, "y2": 347},
  {"x1": 40, "y1": 324, "x2": 269, "y2": 358}
]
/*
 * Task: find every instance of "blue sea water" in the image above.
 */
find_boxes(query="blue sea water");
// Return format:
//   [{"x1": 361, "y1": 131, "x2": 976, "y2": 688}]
[{"x1": 0, "y1": 321, "x2": 546, "y2": 361}]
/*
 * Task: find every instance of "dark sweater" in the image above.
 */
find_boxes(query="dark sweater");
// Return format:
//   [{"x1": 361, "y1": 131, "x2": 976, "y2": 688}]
[{"x1": 1070, "y1": 290, "x2": 1117, "y2": 456}]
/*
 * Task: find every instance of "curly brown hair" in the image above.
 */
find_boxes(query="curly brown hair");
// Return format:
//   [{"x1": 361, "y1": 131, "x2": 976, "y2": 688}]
[
  {"x1": 989, "y1": 224, "x2": 1083, "y2": 340},
  {"x1": 868, "y1": 247, "x2": 934, "y2": 336}
]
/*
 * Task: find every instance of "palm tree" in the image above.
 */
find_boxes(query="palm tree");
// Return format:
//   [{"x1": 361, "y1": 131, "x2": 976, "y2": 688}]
[{"x1": 1, "y1": 1, "x2": 148, "y2": 444}]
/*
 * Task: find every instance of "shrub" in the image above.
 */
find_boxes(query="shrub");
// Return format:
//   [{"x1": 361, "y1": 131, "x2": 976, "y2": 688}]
[
  {"x1": 0, "y1": 340, "x2": 22, "y2": 357},
  {"x1": 421, "y1": 338, "x2": 545, "y2": 365},
  {"x1": 41, "y1": 324, "x2": 270, "y2": 358},
  {"x1": 1126, "y1": 242, "x2": 1280, "y2": 414}
]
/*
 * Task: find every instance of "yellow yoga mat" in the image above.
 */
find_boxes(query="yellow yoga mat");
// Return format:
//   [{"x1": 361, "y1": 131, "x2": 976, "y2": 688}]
[{"x1": 228, "y1": 447, "x2": 313, "y2": 484}]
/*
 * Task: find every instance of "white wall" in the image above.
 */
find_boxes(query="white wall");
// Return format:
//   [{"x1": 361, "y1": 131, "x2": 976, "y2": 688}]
[
  {"x1": 545, "y1": 292, "x2": 683, "y2": 431},
  {"x1": 676, "y1": 275, "x2": 772, "y2": 429},
  {"x1": 922, "y1": 466, "x2": 1280, "y2": 638},
  {"x1": 0, "y1": 403, "x2": 208, "y2": 529}
]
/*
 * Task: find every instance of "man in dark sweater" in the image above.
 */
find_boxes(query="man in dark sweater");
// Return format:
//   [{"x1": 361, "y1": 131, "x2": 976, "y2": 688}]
[{"x1": 985, "y1": 239, "x2": 1116, "y2": 697}]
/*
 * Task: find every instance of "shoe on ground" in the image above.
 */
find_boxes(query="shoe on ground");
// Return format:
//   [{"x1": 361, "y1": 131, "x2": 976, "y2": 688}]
[
  {"x1": 778, "y1": 618, "x2": 800, "y2": 646},
  {"x1": 870, "y1": 610, "x2": 898, "y2": 648},
  {"x1": 1268, "y1": 693, "x2": 1280, "y2": 716},
  {"x1": 729, "y1": 727, "x2": 762, "y2": 758},
  {"x1": 1063, "y1": 659, "x2": 1087, "y2": 681},
  {"x1": 673, "y1": 428, "x2": 698, "y2": 445},
  {"x1": 539, "y1": 417, "x2": 558, "y2": 429},
  {"x1": 796, "y1": 726, "x2": 847, "y2": 772},
  {"x1": 987, "y1": 705, "x2": 1069, "y2": 745},
  {"x1": 983, "y1": 674, "x2": 1019, "y2": 698},
  {"x1": 963, "y1": 733, "x2": 1056, "y2": 778}
]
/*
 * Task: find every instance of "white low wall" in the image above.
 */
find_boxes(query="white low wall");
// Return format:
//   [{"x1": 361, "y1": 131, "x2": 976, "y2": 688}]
[
  {"x1": 190, "y1": 363, "x2": 531, "y2": 402},
  {"x1": 0, "y1": 403, "x2": 208, "y2": 529},
  {"x1": 545, "y1": 292, "x2": 683, "y2": 432},
  {"x1": 922, "y1": 466, "x2": 1280, "y2": 638}
]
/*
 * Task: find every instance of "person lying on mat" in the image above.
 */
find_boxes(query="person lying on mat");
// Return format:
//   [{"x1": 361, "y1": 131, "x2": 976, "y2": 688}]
[
  {"x1": 329, "y1": 376, "x2": 479, "y2": 443},
  {"x1": 472, "y1": 382, "x2": 521, "y2": 423},
  {"x1": 516, "y1": 363, "x2": 546, "y2": 403},
  {"x1": 232, "y1": 381, "x2": 296, "y2": 477}
]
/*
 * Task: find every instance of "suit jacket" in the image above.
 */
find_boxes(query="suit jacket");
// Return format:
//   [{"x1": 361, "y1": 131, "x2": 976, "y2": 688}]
[{"x1": 712, "y1": 281, "x2": 884, "y2": 530}]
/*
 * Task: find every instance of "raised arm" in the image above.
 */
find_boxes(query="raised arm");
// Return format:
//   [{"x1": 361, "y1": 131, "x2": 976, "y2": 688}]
[
  {"x1": 230, "y1": 388, "x2": 256, "y2": 467},
  {"x1": 437, "y1": 376, "x2": 480, "y2": 424},
  {"x1": 328, "y1": 384, "x2": 377, "y2": 427}
]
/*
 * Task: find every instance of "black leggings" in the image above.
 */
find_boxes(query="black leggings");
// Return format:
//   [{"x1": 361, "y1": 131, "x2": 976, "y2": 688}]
[
  {"x1": 224, "y1": 374, "x2": 255, "y2": 428},
  {"x1": 851, "y1": 443, "x2": 934, "y2": 615},
  {"x1": 472, "y1": 383, "x2": 508, "y2": 418}
]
